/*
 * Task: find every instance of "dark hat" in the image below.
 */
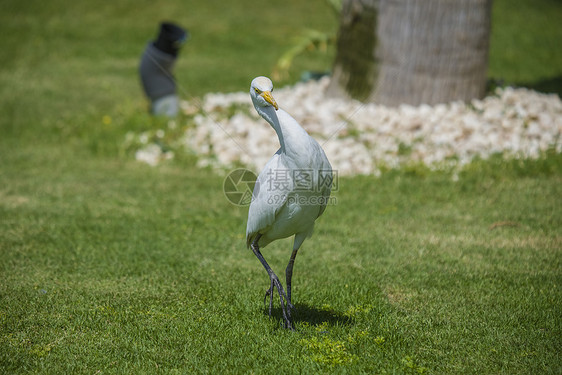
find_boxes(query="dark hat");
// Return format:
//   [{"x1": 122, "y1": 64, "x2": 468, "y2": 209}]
[{"x1": 153, "y1": 22, "x2": 189, "y2": 57}]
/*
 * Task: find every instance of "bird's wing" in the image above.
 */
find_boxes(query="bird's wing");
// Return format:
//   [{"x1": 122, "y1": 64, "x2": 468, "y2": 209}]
[{"x1": 246, "y1": 153, "x2": 290, "y2": 248}]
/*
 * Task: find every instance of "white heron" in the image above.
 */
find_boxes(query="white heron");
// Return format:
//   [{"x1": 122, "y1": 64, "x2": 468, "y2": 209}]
[{"x1": 246, "y1": 76, "x2": 332, "y2": 329}]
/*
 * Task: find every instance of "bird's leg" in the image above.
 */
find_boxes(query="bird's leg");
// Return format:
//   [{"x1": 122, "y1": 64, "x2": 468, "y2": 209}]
[
  {"x1": 251, "y1": 236, "x2": 293, "y2": 330},
  {"x1": 285, "y1": 247, "x2": 300, "y2": 313}
]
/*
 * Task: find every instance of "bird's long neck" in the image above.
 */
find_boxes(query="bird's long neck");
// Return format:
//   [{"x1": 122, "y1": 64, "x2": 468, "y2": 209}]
[
  {"x1": 258, "y1": 106, "x2": 312, "y2": 159},
  {"x1": 257, "y1": 106, "x2": 287, "y2": 152}
]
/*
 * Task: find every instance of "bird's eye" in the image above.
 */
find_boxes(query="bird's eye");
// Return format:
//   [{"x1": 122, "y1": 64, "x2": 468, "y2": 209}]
[{"x1": 254, "y1": 88, "x2": 261, "y2": 94}]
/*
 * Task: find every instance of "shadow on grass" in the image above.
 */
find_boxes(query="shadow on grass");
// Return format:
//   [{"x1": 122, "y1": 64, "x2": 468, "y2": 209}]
[
  {"x1": 268, "y1": 303, "x2": 353, "y2": 328},
  {"x1": 488, "y1": 75, "x2": 562, "y2": 97},
  {"x1": 519, "y1": 75, "x2": 562, "y2": 97}
]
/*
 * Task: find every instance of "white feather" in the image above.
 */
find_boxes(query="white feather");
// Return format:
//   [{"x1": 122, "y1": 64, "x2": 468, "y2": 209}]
[{"x1": 246, "y1": 76, "x2": 332, "y2": 250}]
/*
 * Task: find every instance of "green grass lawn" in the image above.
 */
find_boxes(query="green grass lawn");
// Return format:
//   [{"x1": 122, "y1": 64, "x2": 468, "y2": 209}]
[
  {"x1": 489, "y1": 0, "x2": 562, "y2": 93},
  {"x1": 1, "y1": 0, "x2": 561, "y2": 373}
]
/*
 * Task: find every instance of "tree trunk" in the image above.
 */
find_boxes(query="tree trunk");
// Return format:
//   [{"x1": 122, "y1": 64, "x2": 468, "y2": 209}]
[
  {"x1": 325, "y1": 0, "x2": 380, "y2": 102},
  {"x1": 327, "y1": 0, "x2": 492, "y2": 106}
]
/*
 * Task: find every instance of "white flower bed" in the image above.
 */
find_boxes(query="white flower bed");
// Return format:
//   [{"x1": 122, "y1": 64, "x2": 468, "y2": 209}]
[{"x1": 182, "y1": 77, "x2": 561, "y2": 176}]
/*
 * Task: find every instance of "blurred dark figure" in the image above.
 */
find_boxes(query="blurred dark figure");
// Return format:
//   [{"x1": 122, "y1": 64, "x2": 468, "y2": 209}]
[{"x1": 140, "y1": 22, "x2": 189, "y2": 117}]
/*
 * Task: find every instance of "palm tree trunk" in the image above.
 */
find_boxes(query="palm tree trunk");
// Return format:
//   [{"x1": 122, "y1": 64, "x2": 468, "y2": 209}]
[
  {"x1": 325, "y1": 0, "x2": 380, "y2": 101},
  {"x1": 327, "y1": 0, "x2": 492, "y2": 106}
]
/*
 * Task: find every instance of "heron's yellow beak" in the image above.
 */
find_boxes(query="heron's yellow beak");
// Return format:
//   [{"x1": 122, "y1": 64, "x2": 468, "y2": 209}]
[{"x1": 261, "y1": 91, "x2": 279, "y2": 111}]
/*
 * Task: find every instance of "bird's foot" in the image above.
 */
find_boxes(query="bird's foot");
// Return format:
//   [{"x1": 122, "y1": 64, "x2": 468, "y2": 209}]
[
  {"x1": 288, "y1": 301, "x2": 295, "y2": 314},
  {"x1": 263, "y1": 274, "x2": 293, "y2": 330}
]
